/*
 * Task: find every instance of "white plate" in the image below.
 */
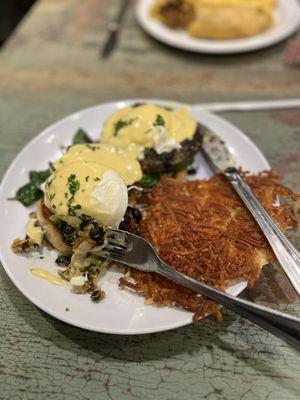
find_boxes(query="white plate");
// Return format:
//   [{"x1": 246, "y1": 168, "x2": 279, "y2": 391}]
[
  {"x1": 0, "y1": 99, "x2": 270, "y2": 335},
  {"x1": 136, "y1": 0, "x2": 300, "y2": 54}
]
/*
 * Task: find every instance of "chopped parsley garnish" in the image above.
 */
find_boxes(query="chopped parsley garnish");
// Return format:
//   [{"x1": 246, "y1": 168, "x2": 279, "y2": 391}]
[
  {"x1": 80, "y1": 213, "x2": 90, "y2": 220},
  {"x1": 49, "y1": 193, "x2": 56, "y2": 201},
  {"x1": 114, "y1": 118, "x2": 136, "y2": 136},
  {"x1": 85, "y1": 176, "x2": 89, "y2": 182},
  {"x1": 68, "y1": 174, "x2": 80, "y2": 196},
  {"x1": 153, "y1": 114, "x2": 165, "y2": 127},
  {"x1": 46, "y1": 176, "x2": 55, "y2": 188},
  {"x1": 52, "y1": 204, "x2": 56, "y2": 209},
  {"x1": 86, "y1": 144, "x2": 99, "y2": 151},
  {"x1": 68, "y1": 203, "x2": 81, "y2": 216},
  {"x1": 94, "y1": 177, "x2": 101, "y2": 182}
]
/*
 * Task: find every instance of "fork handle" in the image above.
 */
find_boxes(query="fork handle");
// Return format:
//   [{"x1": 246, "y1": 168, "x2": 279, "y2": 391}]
[
  {"x1": 158, "y1": 262, "x2": 300, "y2": 351},
  {"x1": 224, "y1": 167, "x2": 300, "y2": 297}
]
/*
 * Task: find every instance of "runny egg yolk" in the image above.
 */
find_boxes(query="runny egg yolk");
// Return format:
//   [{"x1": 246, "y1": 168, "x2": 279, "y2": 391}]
[{"x1": 44, "y1": 161, "x2": 128, "y2": 228}]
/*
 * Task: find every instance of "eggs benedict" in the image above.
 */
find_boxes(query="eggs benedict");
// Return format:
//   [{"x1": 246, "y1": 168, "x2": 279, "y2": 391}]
[
  {"x1": 100, "y1": 103, "x2": 202, "y2": 173},
  {"x1": 54, "y1": 143, "x2": 142, "y2": 185},
  {"x1": 44, "y1": 161, "x2": 128, "y2": 228}
]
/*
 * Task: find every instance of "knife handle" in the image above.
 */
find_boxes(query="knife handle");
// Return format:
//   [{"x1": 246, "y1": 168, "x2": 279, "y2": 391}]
[
  {"x1": 224, "y1": 167, "x2": 300, "y2": 297},
  {"x1": 101, "y1": 0, "x2": 130, "y2": 58}
]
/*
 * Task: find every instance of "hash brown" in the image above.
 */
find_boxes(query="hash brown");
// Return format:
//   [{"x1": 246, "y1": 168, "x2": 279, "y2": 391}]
[{"x1": 120, "y1": 171, "x2": 299, "y2": 321}]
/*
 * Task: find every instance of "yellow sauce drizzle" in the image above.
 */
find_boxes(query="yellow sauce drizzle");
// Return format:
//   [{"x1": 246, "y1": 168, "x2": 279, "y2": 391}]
[
  {"x1": 30, "y1": 268, "x2": 65, "y2": 286},
  {"x1": 100, "y1": 104, "x2": 197, "y2": 158}
]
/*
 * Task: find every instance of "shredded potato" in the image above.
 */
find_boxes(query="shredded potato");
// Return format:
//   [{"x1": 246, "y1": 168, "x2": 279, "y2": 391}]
[{"x1": 120, "y1": 171, "x2": 299, "y2": 322}]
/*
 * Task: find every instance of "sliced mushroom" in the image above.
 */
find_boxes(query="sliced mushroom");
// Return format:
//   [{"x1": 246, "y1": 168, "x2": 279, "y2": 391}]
[{"x1": 11, "y1": 237, "x2": 39, "y2": 254}]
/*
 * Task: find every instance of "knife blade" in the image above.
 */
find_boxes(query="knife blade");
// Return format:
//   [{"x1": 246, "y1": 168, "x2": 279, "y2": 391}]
[
  {"x1": 200, "y1": 129, "x2": 300, "y2": 296},
  {"x1": 101, "y1": 0, "x2": 130, "y2": 59},
  {"x1": 201, "y1": 130, "x2": 236, "y2": 172}
]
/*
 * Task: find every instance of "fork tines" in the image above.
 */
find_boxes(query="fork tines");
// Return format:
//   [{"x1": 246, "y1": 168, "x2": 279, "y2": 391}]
[{"x1": 104, "y1": 228, "x2": 128, "y2": 255}]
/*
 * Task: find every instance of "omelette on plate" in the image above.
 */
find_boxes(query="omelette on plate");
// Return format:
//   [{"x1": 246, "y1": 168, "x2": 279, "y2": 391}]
[{"x1": 151, "y1": 0, "x2": 277, "y2": 39}]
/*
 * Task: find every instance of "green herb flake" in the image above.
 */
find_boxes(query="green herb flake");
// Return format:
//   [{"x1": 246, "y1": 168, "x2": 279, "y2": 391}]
[
  {"x1": 153, "y1": 114, "x2": 165, "y2": 127},
  {"x1": 49, "y1": 193, "x2": 56, "y2": 201},
  {"x1": 46, "y1": 176, "x2": 55, "y2": 188},
  {"x1": 68, "y1": 174, "x2": 80, "y2": 196},
  {"x1": 85, "y1": 176, "x2": 90, "y2": 182},
  {"x1": 68, "y1": 203, "x2": 82, "y2": 217},
  {"x1": 86, "y1": 144, "x2": 99, "y2": 151},
  {"x1": 114, "y1": 118, "x2": 136, "y2": 136},
  {"x1": 94, "y1": 177, "x2": 101, "y2": 182},
  {"x1": 80, "y1": 213, "x2": 90, "y2": 220}
]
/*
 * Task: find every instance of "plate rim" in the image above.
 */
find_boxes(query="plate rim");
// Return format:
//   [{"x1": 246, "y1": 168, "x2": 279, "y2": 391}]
[
  {"x1": 0, "y1": 98, "x2": 270, "y2": 335},
  {"x1": 136, "y1": 0, "x2": 300, "y2": 54}
]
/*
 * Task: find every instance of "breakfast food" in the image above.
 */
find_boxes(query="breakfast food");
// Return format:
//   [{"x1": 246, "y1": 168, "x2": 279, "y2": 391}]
[
  {"x1": 151, "y1": 0, "x2": 276, "y2": 40},
  {"x1": 11, "y1": 103, "x2": 202, "y2": 299},
  {"x1": 120, "y1": 171, "x2": 299, "y2": 320},
  {"x1": 53, "y1": 143, "x2": 143, "y2": 185},
  {"x1": 10, "y1": 104, "x2": 299, "y2": 321},
  {"x1": 101, "y1": 103, "x2": 202, "y2": 173}
]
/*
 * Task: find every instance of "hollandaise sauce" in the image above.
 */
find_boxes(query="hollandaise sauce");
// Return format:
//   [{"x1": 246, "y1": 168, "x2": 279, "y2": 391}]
[
  {"x1": 100, "y1": 104, "x2": 197, "y2": 158},
  {"x1": 44, "y1": 161, "x2": 128, "y2": 228},
  {"x1": 30, "y1": 268, "x2": 65, "y2": 286},
  {"x1": 54, "y1": 143, "x2": 142, "y2": 185}
]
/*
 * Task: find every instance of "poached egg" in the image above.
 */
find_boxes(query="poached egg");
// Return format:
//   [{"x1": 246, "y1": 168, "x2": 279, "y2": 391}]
[
  {"x1": 100, "y1": 104, "x2": 197, "y2": 158},
  {"x1": 44, "y1": 161, "x2": 128, "y2": 228}
]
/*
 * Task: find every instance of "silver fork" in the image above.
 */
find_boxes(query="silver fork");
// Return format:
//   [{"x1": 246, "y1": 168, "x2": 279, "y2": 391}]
[{"x1": 99, "y1": 228, "x2": 300, "y2": 351}]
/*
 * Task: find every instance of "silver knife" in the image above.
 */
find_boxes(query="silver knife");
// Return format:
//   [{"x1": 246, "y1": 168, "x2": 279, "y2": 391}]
[
  {"x1": 101, "y1": 0, "x2": 130, "y2": 59},
  {"x1": 201, "y1": 130, "x2": 300, "y2": 296}
]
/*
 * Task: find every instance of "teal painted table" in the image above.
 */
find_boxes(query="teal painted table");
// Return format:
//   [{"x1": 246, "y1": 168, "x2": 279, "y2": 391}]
[{"x1": 1, "y1": 1, "x2": 300, "y2": 399}]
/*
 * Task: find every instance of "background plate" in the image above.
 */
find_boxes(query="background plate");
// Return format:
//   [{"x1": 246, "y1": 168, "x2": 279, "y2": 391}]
[
  {"x1": 0, "y1": 99, "x2": 270, "y2": 334},
  {"x1": 136, "y1": 0, "x2": 300, "y2": 54}
]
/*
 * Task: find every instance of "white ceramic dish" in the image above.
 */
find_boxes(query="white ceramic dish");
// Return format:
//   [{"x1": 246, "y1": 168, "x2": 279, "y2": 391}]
[
  {"x1": 136, "y1": 0, "x2": 300, "y2": 54},
  {"x1": 0, "y1": 99, "x2": 270, "y2": 334}
]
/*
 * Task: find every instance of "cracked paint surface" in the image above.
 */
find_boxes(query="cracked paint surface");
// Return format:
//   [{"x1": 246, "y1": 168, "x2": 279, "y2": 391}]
[{"x1": 0, "y1": 1, "x2": 300, "y2": 399}]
